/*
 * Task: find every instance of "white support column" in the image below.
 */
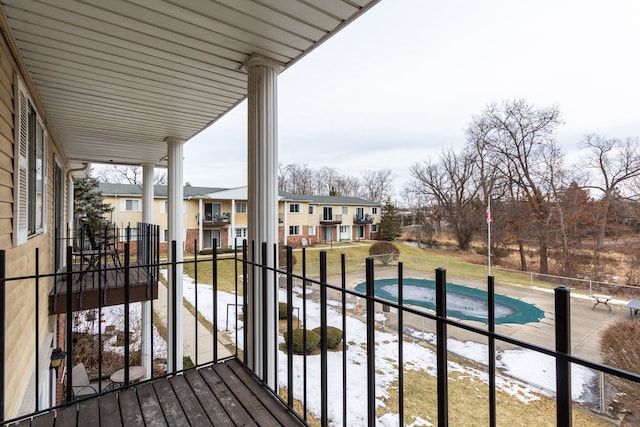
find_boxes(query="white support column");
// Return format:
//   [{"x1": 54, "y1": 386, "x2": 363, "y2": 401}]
[
  {"x1": 245, "y1": 54, "x2": 282, "y2": 387},
  {"x1": 166, "y1": 137, "x2": 185, "y2": 372},
  {"x1": 141, "y1": 164, "x2": 154, "y2": 379}
]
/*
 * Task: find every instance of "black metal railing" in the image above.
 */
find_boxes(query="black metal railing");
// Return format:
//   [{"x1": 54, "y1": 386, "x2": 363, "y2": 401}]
[{"x1": 2, "y1": 241, "x2": 640, "y2": 425}]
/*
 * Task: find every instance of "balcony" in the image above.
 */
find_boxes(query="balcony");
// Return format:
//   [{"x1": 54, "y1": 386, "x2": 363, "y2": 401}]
[
  {"x1": 354, "y1": 214, "x2": 374, "y2": 224},
  {"x1": 319, "y1": 214, "x2": 342, "y2": 225},
  {"x1": 49, "y1": 223, "x2": 160, "y2": 315},
  {"x1": 202, "y1": 214, "x2": 230, "y2": 227},
  {"x1": 2, "y1": 243, "x2": 640, "y2": 425}
]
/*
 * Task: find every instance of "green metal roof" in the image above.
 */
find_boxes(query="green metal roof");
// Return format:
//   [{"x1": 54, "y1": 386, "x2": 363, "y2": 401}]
[
  {"x1": 99, "y1": 183, "x2": 380, "y2": 206},
  {"x1": 98, "y1": 183, "x2": 226, "y2": 198}
]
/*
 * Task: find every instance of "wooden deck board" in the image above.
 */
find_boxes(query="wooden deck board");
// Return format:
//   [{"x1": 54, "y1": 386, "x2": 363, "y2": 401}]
[
  {"x1": 53, "y1": 404, "x2": 77, "y2": 427},
  {"x1": 8, "y1": 360, "x2": 304, "y2": 427},
  {"x1": 135, "y1": 382, "x2": 168, "y2": 427},
  {"x1": 199, "y1": 365, "x2": 257, "y2": 426},
  {"x1": 168, "y1": 375, "x2": 212, "y2": 427},
  {"x1": 77, "y1": 398, "x2": 100, "y2": 426},
  {"x1": 227, "y1": 359, "x2": 306, "y2": 426},
  {"x1": 29, "y1": 411, "x2": 54, "y2": 427},
  {"x1": 184, "y1": 369, "x2": 234, "y2": 425},
  {"x1": 98, "y1": 393, "x2": 122, "y2": 427},
  {"x1": 117, "y1": 388, "x2": 145, "y2": 427},
  {"x1": 216, "y1": 362, "x2": 281, "y2": 426},
  {"x1": 152, "y1": 378, "x2": 189, "y2": 426}
]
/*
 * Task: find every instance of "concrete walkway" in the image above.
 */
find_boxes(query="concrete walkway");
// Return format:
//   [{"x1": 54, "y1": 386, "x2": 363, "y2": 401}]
[{"x1": 153, "y1": 282, "x2": 233, "y2": 365}]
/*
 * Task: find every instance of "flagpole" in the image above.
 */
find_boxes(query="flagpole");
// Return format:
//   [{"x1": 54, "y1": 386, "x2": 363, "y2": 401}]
[{"x1": 487, "y1": 198, "x2": 491, "y2": 276}]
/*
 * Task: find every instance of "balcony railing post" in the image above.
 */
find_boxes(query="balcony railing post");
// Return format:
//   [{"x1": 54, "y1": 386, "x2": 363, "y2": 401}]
[
  {"x1": 212, "y1": 242, "x2": 218, "y2": 363},
  {"x1": 365, "y1": 257, "x2": 376, "y2": 427},
  {"x1": 124, "y1": 242, "x2": 131, "y2": 385},
  {"x1": 488, "y1": 275, "x2": 496, "y2": 427},
  {"x1": 0, "y1": 249, "x2": 5, "y2": 422},
  {"x1": 555, "y1": 286, "x2": 572, "y2": 427},
  {"x1": 242, "y1": 241, "x2": 248, "y2": 364},
  {"x1": 34, "y1": 248, "x2": 39, "y2": 412},
  {"x1": 261, "y1": 242, "x2": 268, "y2": 386},
  {"x1": 320, "y1": 251, "x2": 328, "y2": 426},
  {"x1": 171, "y1": 240, "x2": 177, "y2": 374},
  {"x1": 436, "y1": 267, "x2": 448, "y2": 426},
  {"x1": 398, "y1": 262, "x2": 404, "y2": 425},
  {"x1": 341, "y1": 253, "x2": 348, "y2": 425},
  {"x1": 286, "y1": 246, "x2": 294, "y2": 408},
  {"x1": 301, "y1": 247, "x2": 308, "y2": 423},
  {"x1": 194, "y1": 240, "x2": 199, "y2": 366},
  {"x1": 65, "y1": 246, "x2": 73, "y2": 403}
]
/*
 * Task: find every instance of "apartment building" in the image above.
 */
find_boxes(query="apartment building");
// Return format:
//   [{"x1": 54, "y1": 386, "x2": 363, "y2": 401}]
[{"x1": 100, "y1": 184, "x2": 381, "y2": 252}]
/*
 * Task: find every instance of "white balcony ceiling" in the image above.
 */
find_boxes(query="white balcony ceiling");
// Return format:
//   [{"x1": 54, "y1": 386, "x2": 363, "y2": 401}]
[{"x1": 0, "y1": 0, "x2": 379, "y2": 166}]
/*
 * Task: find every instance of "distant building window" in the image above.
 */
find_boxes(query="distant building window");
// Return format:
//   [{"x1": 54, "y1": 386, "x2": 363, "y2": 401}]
[
  {"x1": 342, "y1": 206, "x2": 348, "y2": 214},
  {"x1": 308, "y1": 205, "x2": 314, "y2": 214},
  {"x1": 289, "y1": 203, "x2": 300, "y2": 213},
  {"x1": 372, "y1": 207, "x2": 378, "y2": 215},
  {"x1": 371, "y1": 224, "x2": 378, "y2": 232},
  {"x1": 308, "y1": 226, "x2": 316, "y2": 235},
  {"x1": 159, "y1": 200, "x2": 168, "y2": 214},
  {"x1": 161, "y1": 229, "x2": 168, "y2": 242},
  {"x1": 235, "y1": 228, "x2": 247, "y2": 238},
  {"x1": 123, "y1": 199, "x2": 140, "y2": 211},
  {"x1": 236, "y1": 202, "x2": 247, "y2": 213},
  {"x1": 289, "y1": 225, "x2": 300, "y2": 235}
]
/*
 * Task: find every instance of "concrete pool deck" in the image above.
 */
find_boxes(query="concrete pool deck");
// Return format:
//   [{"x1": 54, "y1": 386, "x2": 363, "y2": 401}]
[{"x1": 326, "y1": 267, "x2": 630, "y2": 363}]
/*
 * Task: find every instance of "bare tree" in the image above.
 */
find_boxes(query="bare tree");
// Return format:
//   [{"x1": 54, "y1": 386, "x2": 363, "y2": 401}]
[
  {"x1": 94, "y1": 165, "x2": 167, "y2": 185},
  {"x1": 277, "y1": 162, "x2": 379, "y2": 198},
  {"x1": 579, "y1": 134, "x2": 640, "y2": 250},
  {"x1": 410, "y1": 149, "x2": 482, "y2": 251},
  {"x1": 467, "y1": 99, "x2": 562, "y2": 273},
  {"x1": 360, "y1": 169, "x2": 394, "y2": 202}
]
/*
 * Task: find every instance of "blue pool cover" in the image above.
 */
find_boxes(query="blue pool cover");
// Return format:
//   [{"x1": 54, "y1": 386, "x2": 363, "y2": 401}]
[{"x1": 354, "y1": 278, "x2": 544, "y2": 324}]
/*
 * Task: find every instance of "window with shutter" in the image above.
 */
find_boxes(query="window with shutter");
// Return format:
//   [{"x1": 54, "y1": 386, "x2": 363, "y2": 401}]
[{"x1": 13, "y1": 76, "x2": 46, "y2": 245}]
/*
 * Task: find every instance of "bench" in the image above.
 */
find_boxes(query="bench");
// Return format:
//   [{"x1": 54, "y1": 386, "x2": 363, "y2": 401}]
[
  {"x1": 626, "y1": 299, "x2": 640, "y2": 318},
  {"x1": 591, "y1": 294, "x2": 613, "y2": 312}
]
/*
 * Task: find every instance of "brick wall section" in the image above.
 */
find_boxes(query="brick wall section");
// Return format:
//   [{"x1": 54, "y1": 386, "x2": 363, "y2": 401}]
[{"x1": 55, "y1": 314, "x2": 66, "y2": 405}]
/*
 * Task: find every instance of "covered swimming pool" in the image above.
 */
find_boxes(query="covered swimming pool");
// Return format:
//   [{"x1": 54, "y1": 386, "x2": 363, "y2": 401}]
[{"x1": 355, "y1": 278, "x2": 544, "y2": 324}]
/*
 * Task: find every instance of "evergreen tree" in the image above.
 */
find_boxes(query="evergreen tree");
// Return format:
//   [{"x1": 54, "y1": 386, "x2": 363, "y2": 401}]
[
  {"x1": 378, "y1": 199, "x2": 402, "y2": 241},
  {"x1": 73, "y1": 177, "x2": 113, "y2": 230}
]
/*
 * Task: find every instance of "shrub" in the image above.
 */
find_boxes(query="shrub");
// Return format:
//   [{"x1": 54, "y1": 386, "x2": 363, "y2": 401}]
[
  {"x1": 279, "y1": 246, "x2": 297, "y2": 268},
  {"x1": 284, "y1": 328, "x2": 321, "y2": 354},
  {"x1": 312, "y1": 326, "x2": 343, "y2": 349},
  {"x1": 278, "y1": 302, "x2": 291, "y2": 320},
  {"x1": 601, "y1": 319, "x2": 640, "y2": 418},
  {"x1": 369, "y1": 241, "x2": 400, "y2": 265}
]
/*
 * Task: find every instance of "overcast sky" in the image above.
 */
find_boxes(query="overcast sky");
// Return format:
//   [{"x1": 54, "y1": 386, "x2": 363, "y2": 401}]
[{"x1": 183, "y1": 0, "x2": 640, "y2": 198}]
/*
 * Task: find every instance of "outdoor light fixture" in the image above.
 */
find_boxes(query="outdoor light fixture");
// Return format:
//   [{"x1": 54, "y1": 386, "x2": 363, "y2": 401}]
[{"x1": 49, "y1": 348, "x2": 66, "y2": 372}]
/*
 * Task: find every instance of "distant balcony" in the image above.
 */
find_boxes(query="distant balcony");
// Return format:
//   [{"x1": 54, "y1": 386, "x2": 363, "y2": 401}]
[
  {"x1": 50, "y1": 222, "x2": 159, "y2": 315},
  {"x1": 354, "y1": 214, "x2": 374, "y2": 224},
  {"x1": 202, "y1": 213, "x2": 230, "y2": 226},
  {"x1": 320, "y1": 214, "x2": 342, "y2": 224}
]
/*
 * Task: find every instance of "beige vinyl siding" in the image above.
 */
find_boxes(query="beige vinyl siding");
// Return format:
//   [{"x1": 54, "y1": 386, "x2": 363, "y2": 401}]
[
  {"x1": 0, "y1": 34, "x2": 14, "y2": 249},
  {"x1": 0, "y1": 33, "x2": 57, "y2": 418}
]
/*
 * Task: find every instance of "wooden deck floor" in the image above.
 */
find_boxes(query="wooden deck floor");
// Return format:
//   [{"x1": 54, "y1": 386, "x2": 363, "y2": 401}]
[
  {"x1": 49, "y1": 262, "x2": 158, "y2": 315},
  {"x1": 10, "y1": 359, "x2": 305, "y2": 427}
]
